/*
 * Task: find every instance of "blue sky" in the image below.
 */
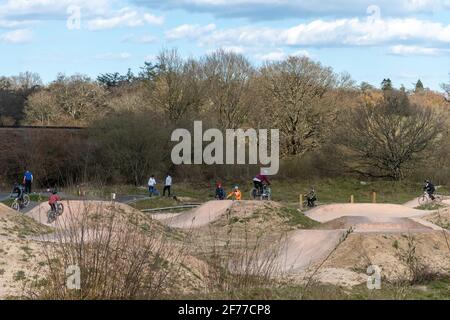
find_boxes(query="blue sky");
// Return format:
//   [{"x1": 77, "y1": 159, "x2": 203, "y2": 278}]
[{"x1": 1, "y1": 0, "x2": 450, "y2": 90}]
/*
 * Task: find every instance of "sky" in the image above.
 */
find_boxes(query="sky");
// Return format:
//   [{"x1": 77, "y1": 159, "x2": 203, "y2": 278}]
[{"x1": 1, "y1": 0, "x2": 450, "y2": 90}]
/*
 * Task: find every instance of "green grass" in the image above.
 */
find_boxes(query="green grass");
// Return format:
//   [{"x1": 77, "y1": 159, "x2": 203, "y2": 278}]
[
  {"x1": 272, "y1": 178, "x2": 444, "y2": 205},
  {"x1": 1, "y1": 193, "x2": 47, "y2": 207},
  {"x1": 130, "y1": 178, "x2": 440, "y2": 210},
  {"x1": 415, "y1": 202, "x2": 446, "y2": 210},
  {"x1": 277, "y1": 207, "x2": 321, "y2": 228},
  {"x1": 13, "y1": 271, "x2": 26, "y2": 282},
  {"x1": 177, "y1": 276, "x2": 450, "y2": 300}
]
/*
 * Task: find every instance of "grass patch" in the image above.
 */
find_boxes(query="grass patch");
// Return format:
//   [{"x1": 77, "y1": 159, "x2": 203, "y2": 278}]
[
  {"x1": 277, "y1": 207, "x2": 321, "y2": 228},
  {"x1": 415, "y1": 203, "x2": 446, "y2": 211},
  {"x1": 13, "y1": 271, "x2": 26, "y2": 282},
  {"x1": 177, "y1": 276, "x2": 450, "y2": 300}
]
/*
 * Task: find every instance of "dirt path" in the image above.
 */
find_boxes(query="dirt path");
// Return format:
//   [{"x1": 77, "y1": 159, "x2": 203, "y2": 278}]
[{"x1": 157, "y1": 200, "x2": 234, "y2": 228}]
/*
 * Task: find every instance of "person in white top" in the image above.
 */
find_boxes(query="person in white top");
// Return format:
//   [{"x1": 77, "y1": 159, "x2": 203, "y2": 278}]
[
  {"x1": 148, "y1": 175, "x2": 157, "y2": 197},
  {"x1": 163, "y1": 174, "x2": 172, "y2": 197}
]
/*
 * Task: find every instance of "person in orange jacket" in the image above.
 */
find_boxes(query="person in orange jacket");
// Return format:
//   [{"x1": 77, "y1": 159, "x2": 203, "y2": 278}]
[{"x1": 227, "y1": 186, "x2": 242, "y2": 201}]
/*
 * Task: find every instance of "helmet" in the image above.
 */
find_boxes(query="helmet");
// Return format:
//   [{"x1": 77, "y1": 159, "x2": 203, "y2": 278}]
[{"x1": 235, "y1": 186, "x2": 239, "y2": 190}]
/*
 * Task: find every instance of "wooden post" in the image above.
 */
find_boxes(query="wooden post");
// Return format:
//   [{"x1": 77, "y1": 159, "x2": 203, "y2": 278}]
[
  {"x1": 372, "y1": 192, "x2": 377, "y2": 203},
  {"x1": 299, "y1": 194, "x2": 304, "y2": 209},
  {"x1": 350, "y1": 195, "x2": 354, "y2": 203}
]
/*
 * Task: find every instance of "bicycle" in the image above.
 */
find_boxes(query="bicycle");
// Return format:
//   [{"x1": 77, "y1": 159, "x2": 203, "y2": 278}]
[
  {"x1": 418, "y1": 192, "x2": 443, "y2": 206},
  {"x1": 302, "y1": 195, "x2": 318, "y2": 209},
  {"x1": 10, "y1": 194, "x2": 30, "y2": 212},
  {"x1": 250, "y1": 184, "x2": 272, "y2": 201},
  {"x1": 47, "y1": 202, "x2": 64, "y2": 223}
]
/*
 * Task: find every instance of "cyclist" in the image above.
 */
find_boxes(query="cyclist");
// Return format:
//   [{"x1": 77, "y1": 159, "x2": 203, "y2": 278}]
[
  {"x1": 12, "y1": 182, "x2": 25, "y2": 204},
  {"x1": 423, "y1": 180, "x2": 436, "y2": 201},
  {"x1": 253, "y1": 173, "x2": 270, "y2": 196},
  {"x1": 227, "y1": 186, "x2": 242, "y2": 201},
  {"x1": 215, "y1": 182, "x2": 225, "y2": 200},
  {"x1": 305, "y1": 187, "x2": 317, "y2": 208},
  {"x1": 48, "y1": 189, "x2": 61, "y2": 213}
]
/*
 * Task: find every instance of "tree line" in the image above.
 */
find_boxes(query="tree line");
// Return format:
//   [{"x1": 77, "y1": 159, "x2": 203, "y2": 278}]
[{"x1": 1, "y1": 49, "x2": 450, "y2": 186}]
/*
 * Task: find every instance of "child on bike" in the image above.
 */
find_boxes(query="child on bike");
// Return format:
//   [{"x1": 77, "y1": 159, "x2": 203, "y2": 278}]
[
  {"x1": 215, "y1": 182, "x2": 225, "y2": 200},
  {"x1": 306, "y1": 187, "x2": 317, "y2": 208},
  {"x1": 423, "y1": 180, "x2": 436, "y2": 200},
  {"x1": 227, "y1": 186, "x2": 242, "y2": 201},
  {"x1": 12, "y1": 182, "x2": 24, "y2": 203},
  {"x1": 48, "y1": 189, "x2": 61, "y2": 213},
  {"x1": 253, "y1": 173, "x2": 270, "y2": 196}
]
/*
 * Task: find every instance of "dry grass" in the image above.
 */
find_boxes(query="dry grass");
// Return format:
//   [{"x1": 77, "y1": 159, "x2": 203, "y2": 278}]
[{"x1": 27, "y1": 202, "x2": 195, "y2": 300}]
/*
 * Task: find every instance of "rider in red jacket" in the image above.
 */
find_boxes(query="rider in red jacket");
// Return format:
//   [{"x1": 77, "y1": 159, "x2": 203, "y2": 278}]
[
  {"x1": 48, "y1": 189, "x2": 61, "y2": 212},
  {"x1": 253, "y1": 174, "x2": 270, "y2": 195}
]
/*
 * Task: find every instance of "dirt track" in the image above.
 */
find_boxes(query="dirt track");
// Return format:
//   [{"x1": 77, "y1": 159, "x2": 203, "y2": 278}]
[{"x1": 16, "y1": 198, "x2": 450, "y2": 284}]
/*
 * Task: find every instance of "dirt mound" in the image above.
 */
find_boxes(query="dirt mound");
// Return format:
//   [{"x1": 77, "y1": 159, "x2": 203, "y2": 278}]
[
  {"x1": 27, "y1": 200, "x2": 143, "y2": 229},
  {"x1": 157, "y1": 200, "x2": 234, "y2": 228},
  {"x1": 275, "y1": 230, "x2": 347, "y2": 272},
  {"x1": 320, "y1": 216, "x2": 433, "y2": 233},
  {"x1": 320, "y1": 231, "x2": 450, "y2": 282},
  {"x1": 0, "y1": 204, "x2": 51, "y2": 299},
  {"x1": 423, "y1": 207, "x2": 450, "y2": 230},
  {"x1": 0, "y1": 203, "x2": 14, "y2": 217},
  {"x1": 306, "y1": 203, "x2": 428, "y2": 223}
]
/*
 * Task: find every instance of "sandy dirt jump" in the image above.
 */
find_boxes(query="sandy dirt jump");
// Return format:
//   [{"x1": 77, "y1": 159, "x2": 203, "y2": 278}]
[
  {"x1": 26, "y1": 200, "x2": 137, "y2": 230},
  {"x1": 305, "y1": 203, "x2": 430, "y2": 223},
  {"x1": 276, "y1": 230, "x2": 347, "y2": 272},
  {"x1": 155, "y1": 200, "x2": 234, "y2": 228}
]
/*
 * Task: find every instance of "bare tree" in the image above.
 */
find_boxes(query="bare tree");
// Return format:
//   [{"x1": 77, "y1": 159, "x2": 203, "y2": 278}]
[
  {"x1": 25, "y1": 74, "x2": 108, "y2": 126},
  {"x1": 258, "y1": 56, "x2": 337, "y2": 157},
  {"x1": 338, "y1": 91, "x2": 443, "y2": 180},
  {"x1": 442, "y1": 74, "x2": 450, "y2": 101},
  {"x1": 202, "y1": 49, "x2": 254, "y2": 129},
  {"x1": 149, "y1": 49, "x2": 203, "y2": 123}
]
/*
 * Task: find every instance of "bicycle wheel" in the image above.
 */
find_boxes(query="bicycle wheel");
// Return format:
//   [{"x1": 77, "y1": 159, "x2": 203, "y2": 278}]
[
  {"x1": 418, "y1": 195, "x2": 428, "y2": 205},
  {"x1": 434, "y1": 195, "x2": 443, "y2": 203},
  {"x1": 57, "y1": 203, "x2": 64, "y2": 216},
  {"x1": 11, "y1": 201, "x2": 20, "y2": 211},
  {"x1": 23, "y1": 194, "x2": 30, "y2": 207},
  {"x1": 47, "y1": 211, "x2": 56, "y2": 223},
  {"x1": 250, "y1": 188, "x2": 258, "y2": 200}
]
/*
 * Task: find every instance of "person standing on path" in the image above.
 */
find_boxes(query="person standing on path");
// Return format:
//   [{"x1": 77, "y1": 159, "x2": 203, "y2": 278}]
[
  {"x1": 163, "y1": 174, "x2": 172, "y2": 197},
  {"x1": 23, "y1": 170, "x2": 33, "y2": 194},
  {"x1": 148, "y1": 175, "x2": 157, "y2": 197}
]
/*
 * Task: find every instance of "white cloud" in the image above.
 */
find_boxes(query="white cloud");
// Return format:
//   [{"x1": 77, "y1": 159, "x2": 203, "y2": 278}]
[
  {"x1": 123, "y1": 33, "x2": 158, "y2": 43},
  {"x1": 255, "y1": 48, "x2": 310, "y2": 61},
  {"x1": 143, "y1": 13, "x2": 165, "y2": 25},
  {"x1": 87, "y1": 7, "x2": 164, "y2": 30},
  {"x1": 0, "y1": 19, "x2": 36, "y2": 28},
  {"x1": 95, "y1": 52, "x2": 132, "y2": 60},
  {"x1": 165, "y1": 23, "x2": 216, "y2": 40},
  {"x1": 389, "y1": 45, "x2": 450, "y2": 55},
  {"x1": 0, "y1": 0, "x2": 110, "y2": 19},
  {"x1": 0, "y1": 29, "x2": 32, "y2": 43},
  {"x1": 185, "y1": 16, "x2": 450, "y2": 49},
  {"x1": 131, "y1": 0, "x2": 449, "y2": 20}
]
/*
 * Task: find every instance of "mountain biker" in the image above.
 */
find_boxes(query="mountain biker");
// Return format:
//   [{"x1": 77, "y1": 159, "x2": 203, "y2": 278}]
[
  {"x1": 215, "y1": 182, "x2": 225, "y2": 200},
  {"x1": 306, "y1": 187, "x2": 317, "y2": 208},
  {"x1": 48, "y1": 189, "x2": 61, "y2": 213},
  {"x1": 12, "y1": 182, "x2": 24, "y2": 204},
  {"x1": 423, "y1": 180, "x2": 436, "y2": 200},
  {"x1": 227, "y1": 186, "x2": 242, "y2": 201},
  {"x1": 253, "y1": 173, "x2": 270, "y2": 195}
]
